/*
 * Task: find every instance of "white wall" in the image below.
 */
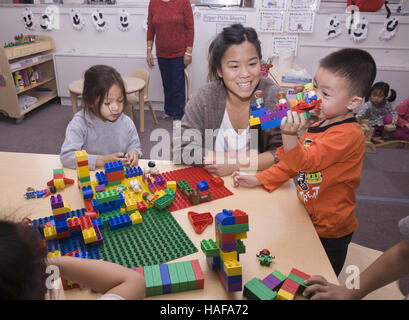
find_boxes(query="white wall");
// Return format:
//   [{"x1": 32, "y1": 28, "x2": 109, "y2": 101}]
[{"x1": 1, "y1": 2, "x2": 408, "y2": 109}]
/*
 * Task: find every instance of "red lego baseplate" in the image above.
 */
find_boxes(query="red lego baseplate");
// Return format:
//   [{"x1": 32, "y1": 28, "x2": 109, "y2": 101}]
[{"x1": 160, "y1": 166, "x2": 233, "y2": 212}]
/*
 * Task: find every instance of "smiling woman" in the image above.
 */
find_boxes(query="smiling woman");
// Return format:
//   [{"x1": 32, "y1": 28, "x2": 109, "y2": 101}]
[{"x1": 173, "y1": 24, "x2": 283, "y2": 177}]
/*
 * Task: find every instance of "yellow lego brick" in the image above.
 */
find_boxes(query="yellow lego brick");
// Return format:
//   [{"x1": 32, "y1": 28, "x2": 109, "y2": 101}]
[
  {"x1": 167, "y1": 181, "x2": 176, "y2": 191},
  {"x1": 236, "y1": 232, "x2": 247, "y2": 240},
  {"x1": 47, "y1": 250, "x2": 61, "y2": 258},
  {"x1": 155, "y1": 190, "x2": 165, "y2": 197},
  {"x1": 44, "y1": 225, "x2": 57, "y2": 240},
  {"x1": 220, "y1": 250, "x2": 237, "y2": 262},
  {"x1": 54, "y1": 178, "x2": 65, "y2": 190},
  {"x1": 77, "y1": 165, "x2": 90, "y2": 178},
  {"x1": 130, "y1": 211, "x2": 143, "y2": 225},
  {"x1": 249, "y1": 116, "x2": 261, "y2": 126},
  {"x1": 52, "y1": 201, "x2": 71, "y2": 215},
  {"x1": 75, "y1": 150, "x2": 88, "y2": 162},
  {"x1": 78, "y1": 180, "x2": 92, "y2": 189},
  {"x1": 277, "y1": 288, "x2": 295, "y2": 300},
  {"x1": 82, "y1": 227, "x2": 97, "y2": 244},
  {"x1": 223, "y1": 259, "x2": 242, "y2": 276}
]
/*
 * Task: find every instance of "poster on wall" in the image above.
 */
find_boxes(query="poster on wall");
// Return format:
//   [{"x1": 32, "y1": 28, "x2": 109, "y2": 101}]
[
  {"x1": 258, "y1": 10, "x2": 285, "y2": 33},
  {"x1": 203, "y1": 13, "x2": 246, "y2": 24},
  {"x1": 286, "y1": 11, "x2": 315, "y2": 33},
  {"x1": 272, "y1": 35, "x2": 298, "y2": 56},
  {"x1": 289, "y1": 0, "x2": 320, "y2": 10},
  {"x1": 261, "y1": 0, "x2": 287, "y2": 9}
]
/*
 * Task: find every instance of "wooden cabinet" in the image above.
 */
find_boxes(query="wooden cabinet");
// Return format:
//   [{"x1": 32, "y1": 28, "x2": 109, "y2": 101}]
[{"x1": 0, "y1": 35, "x2": 57, "y2": 123}]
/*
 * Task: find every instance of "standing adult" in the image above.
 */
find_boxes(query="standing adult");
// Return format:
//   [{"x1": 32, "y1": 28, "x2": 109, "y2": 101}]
[{"x1": 146, "y1": 0, "x2": 194, "y2": 125}]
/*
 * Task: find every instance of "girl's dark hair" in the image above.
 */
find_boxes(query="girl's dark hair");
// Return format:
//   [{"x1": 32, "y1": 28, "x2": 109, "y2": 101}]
[
  {"x1": 0, "y1": 220, "x2": 47, "y2": 299},
  {"x1": 365, "y1": 81, "x2": 397, "y2": 103},
  {"x1": 82, "y1": 65, "x2": 128, "y2": 118},
  {"x1": 208, "y1": 24, "x2": 262, "y2": 81}
]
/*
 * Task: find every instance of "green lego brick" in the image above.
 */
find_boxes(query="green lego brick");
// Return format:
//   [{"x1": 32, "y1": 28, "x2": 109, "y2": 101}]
[
  {"x1": 288, "y1": 273, "x2": 309, "y2": 293},
  {"x1": 99, "y1": 207, "x2": 197, "y2": 268},
  {"x1": 53, "y1": 168, "x2": 64, "y2": 175},
  {"x1": 143, "y1": 265, "x2": 155, "y2": 297},
  {"x1": 151, "y1": 264, "x2": 163, "y2": 296},
  {"x1": 176, "y1": 262, "x2": 188, "y2": 292},
  {"x1": 79, "y1": 176, "x2": 90, "y2": 183},
  {"x1": 237, "y1": 239, "x2": 246, "y2": 254},
  {"x1": 107, "y1": 180, "x2": 121, "y2": 187},
  {"x1": 96, "y1": 189, "x2": 120, "y2": 204},
  {"x1": 200, "y1": 239, "x2": 219, "y2": 257},
  {"x1": 243, "y1": 278, "x2": 277, "y2": 300},
  {"x1": 218, "y1": 223, "x2": 249, "y2": 234},
  {"x1": 183, "y1": 261, "x2": 197, "y2": 291},
  {"x1": 272, "y1": 270, "x2": 287, "y2": 282},
  {"x1": 168, "y1": 262, "x2": 180, "y2": 293},
  {"x1": 176, "y1": 179, "x2": 192, "y2": 192},
  {"x1": 154, "y1": 189, "x2": 176, "y2": 210},
  {"x1": 100, "y1": 209, "x2": 122, "y2": 225}
]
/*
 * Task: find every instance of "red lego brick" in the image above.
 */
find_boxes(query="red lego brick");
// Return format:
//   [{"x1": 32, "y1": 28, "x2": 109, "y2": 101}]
[
  {"x1": 188, "y1": 211, "x2": 213, "y2": 234},
  {"x1": 210, "y1": 176, "x2": 224, "y2": 187},
  {"x1": 231, "y1": 209, "x2": 249, "y2": 224},
  {"x1": 77, "y1": 160, "x2": 89, "y2": 167},
  {"x1": 84, "y1": 199, "x2": 94, "y2": 212},
  {"x1": 53, "y1": 173, "x2": 64, "y2": 179},
  {"x1": 68, "y1": 217, "x2": 81, "y2": 232},
  {"x1": 191, "y1": 259, "x2": 204, "y2": 289},
  {"x1": 290, "y1": 268, "x2": 310, "y2": 280},
  {"x1": 78, "y1": 215, "x2": 92, "y2": 230},
  {"x1": 106, "y1": 170, "x2": 125, "y2": 182},
  {"x1": 64, "y1": 250, "x2": 81, "y2": 257},
  {"x1": 281, "y1": 278, "x2": 300, "y2": 295},
  {"x1": 57, "y1": 231, "x2": 70, "y2": 239},
  {"x1": 215, "y1": 229, "x2": 236, "y2": 242},
  {"x1": 137, "y1": 201, "x2": 147, "y2": 213},
  {"x1": 85, "y1": 211, "x2": 97, "y2": 220}
]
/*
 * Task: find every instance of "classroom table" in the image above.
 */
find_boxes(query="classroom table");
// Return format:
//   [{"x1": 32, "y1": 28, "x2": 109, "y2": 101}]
[{"x1": 0, "y1": 152, "x2": 339, "y2": 300}]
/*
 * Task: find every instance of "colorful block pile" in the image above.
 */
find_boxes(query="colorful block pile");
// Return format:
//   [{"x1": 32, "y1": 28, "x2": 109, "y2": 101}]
[
  {"x1": 201, "y1": 209, "x2": 249, "y2": 292},
  {"x1": 104, "y1": 161, "x2": 125, "y2": 187},
  {"x1": 243, "y1": 268, "x2": 311, "y2": 300},
  {"x1": 133, "y1": 259, "x2": 204, "y2": 297}
]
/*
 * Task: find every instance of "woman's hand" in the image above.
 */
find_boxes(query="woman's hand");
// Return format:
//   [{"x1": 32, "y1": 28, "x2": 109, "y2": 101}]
[
  {"x1": 184, "y1": 54, "x2": 192, "y2": 67},
  {"x1": 147, "y1": 51, "x2": 155, "y2": 69},
  {"x1": 231, "y1": 171, "x2": 262, "y2": 188}
]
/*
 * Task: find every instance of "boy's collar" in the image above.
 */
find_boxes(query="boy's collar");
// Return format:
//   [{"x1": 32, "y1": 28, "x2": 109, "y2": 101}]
[{"x1": 308, "y1": 117, "x2": 357, "y2": 133}]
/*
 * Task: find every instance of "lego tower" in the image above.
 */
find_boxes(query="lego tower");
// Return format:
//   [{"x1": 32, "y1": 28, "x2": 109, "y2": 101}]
[
  {"x1": 76, "y1": 150, "x2": 91, "y2": 189},
  {"x1": 201, "y1": 209, "x2": 249, "y2": 292}
]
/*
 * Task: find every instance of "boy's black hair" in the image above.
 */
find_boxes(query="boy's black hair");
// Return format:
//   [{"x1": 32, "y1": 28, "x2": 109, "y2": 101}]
[
  {"x1": 82, "y1": 65, "x2": 128, "y2": 119},
  {"x1": 208, "y1": 23, "x2": 262, "y2": 81},
  {"x1": 319, "y1": 48, "x2": 377, "y2": 98},
  {"x1": 0, "y1": 220, "x2": 47, "y2": 299},
  {"x1": 365, "y1": 81, "x2": 397, "y2": 103}
]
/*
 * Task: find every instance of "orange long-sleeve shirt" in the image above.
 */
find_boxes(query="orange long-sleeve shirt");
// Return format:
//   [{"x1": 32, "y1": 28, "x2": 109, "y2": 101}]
[{"x1": 256, "y1": 117, "x2": 365, "y2": 238}]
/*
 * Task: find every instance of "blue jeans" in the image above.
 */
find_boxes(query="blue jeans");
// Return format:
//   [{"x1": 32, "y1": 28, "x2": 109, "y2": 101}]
[{"x1": 157, "y1": 57, "x2": 186, "y2": 120}]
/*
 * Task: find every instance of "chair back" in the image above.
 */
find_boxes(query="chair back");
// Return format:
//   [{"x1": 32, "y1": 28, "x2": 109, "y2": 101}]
[{"x1": 131, "y1": 68, "x2": 150, "y2": 100}]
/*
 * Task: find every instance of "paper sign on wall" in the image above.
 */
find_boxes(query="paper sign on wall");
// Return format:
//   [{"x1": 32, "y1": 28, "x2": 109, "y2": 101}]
[
  {"x1": 203, "y1": 13, "x2": 246, "y2": 24},
  {"x1": 286, "y1": 11, "x2": 315, "y2": 33},
  {"x1": 272, "y1": 35, "x2": 298, "y2": 56},
  {"x1": 258, "y1": 10, "x2": 285, "y2": 33},
  {"x1": 261, "y1": 0, "x2": 286, "y2": 9}
]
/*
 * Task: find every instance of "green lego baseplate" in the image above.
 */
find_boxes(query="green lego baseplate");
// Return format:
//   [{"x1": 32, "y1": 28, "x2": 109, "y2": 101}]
[{"x1": 100, "y1": 206, "x2": 198, "y2": 268}]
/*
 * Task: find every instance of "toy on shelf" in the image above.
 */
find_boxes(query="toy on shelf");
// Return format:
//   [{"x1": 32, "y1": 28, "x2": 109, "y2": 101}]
[
  {"x1": 249, "y1": 83, "x2": 321, "y2": 130},
  {"x1": 188, "y1": 211, "x2": 213, "y2": 234},
  {"x1": 256, "y1": 248, "x2": 275, "y2": 266},
  {"x1": 4, "y1": 34, "x2": 36, "y2": 48},
  {"x1": 133, "y1": 259, "x2": 204, "y2": 297},
  {"x1": 201, "y1": 209, "x2": 249, "y2": 293},
  {"x1": 243, "y1": 267, "x2": 311, "y2": 300}
]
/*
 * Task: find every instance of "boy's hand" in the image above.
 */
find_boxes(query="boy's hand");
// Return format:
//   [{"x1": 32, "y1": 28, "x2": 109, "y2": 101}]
[
  {"x1": 302, "y1": 275, "x2": 354, "y2": 300},
  {"x1": 231, "y1": 171, "x2": 262, "y2": 188},
  {"x1": 280, "y1": 110, "x2": 307, "y2": 136},
  {"x1": 96, "y1": 153, "x2": 125, "y2": 167},
  {"x1": 124, "y1": 150, "x2": 139, "y2": 168}
]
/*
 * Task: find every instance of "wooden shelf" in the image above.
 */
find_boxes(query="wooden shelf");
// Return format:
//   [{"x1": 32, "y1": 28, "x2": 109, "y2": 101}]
[
  {"x1": 20, "y1": 93, "x2": 58, "y2": 116},
  {"x1": 10, "y1": 57, "x2": 53, "y2": 73},
  {"x1": 16, "y1": 77, "x2": 55, "y2": 95}
]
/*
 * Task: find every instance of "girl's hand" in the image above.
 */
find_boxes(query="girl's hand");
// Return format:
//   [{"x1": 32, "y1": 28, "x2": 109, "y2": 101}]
[
  {"x1": 96, "y1": 153, "x2": 125, "y2": 167},
  {"x1": 302, "y1": 275, "x2": 354, "y2": 300},
  {"x1": 184, "y1": 55, "x2": 192, "y2": 67},
  {"x1": 125, "y1": 150, "x2": 139, "y2": 168},
  {"x1": 280, "y1": 110, "x2": 307, "y2": 136},
  {"x1": 147, "y1": 51, "x2": 154, "y2": 69},
  {"x1": 231, "y1": 171, "x2": 262, "y2": 188},
  {"x1": 204, "y1": 162, "x2": 239, "y2": 177}
]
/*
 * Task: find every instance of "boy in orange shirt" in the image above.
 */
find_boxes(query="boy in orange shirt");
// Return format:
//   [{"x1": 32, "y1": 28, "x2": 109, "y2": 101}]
[{"x1": 232, "y1": 48, "x2": 377, "y2": 276}]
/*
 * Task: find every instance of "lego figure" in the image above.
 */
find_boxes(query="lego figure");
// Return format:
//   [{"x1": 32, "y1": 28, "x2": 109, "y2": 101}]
[
  {"x1": 304, "y1": 83, "x2": 317, "y2": 104},
  {"x1": 148, "y1": 160, "x2": 159, "y2": 175},
  {"x1": 294, "y1": 84, "x2": 305, "y2": 104},
  {"x1": 256, "y1": 249, "x2": 275, "y2": 266},
  {"x1": 275, "y1": 92, "x2": 288, "y2": 110},
  {"x1": 254, "y1": 90, "x2": 264, "y2": 108}
]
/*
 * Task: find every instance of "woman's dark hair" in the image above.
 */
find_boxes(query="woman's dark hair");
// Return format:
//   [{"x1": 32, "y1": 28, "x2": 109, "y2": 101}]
[
  {"x1": 82, "y1": 65, "x2": 128, "y2": 118},
  {"x1": 0, "y1": 220, "x2": 47, "y2": 299},
  {"x1": 365, "y1": 81, "x2": 397, "y2": 103},
  {"x1": 208, "y1": 24, "x2": 262, "y2": 81}
]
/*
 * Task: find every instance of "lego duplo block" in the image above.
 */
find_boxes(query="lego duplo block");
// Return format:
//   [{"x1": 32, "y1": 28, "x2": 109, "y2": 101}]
[
  {"x1": 217, "y1": 268, "x2": 242, "y2": 293},
  {"x1": 55, "y1": 218, "x2": 69, "y2": 233},
  {"x1": 218, "y1": 239, "x2": 237, "y2": 252},
  {"x1": 44, "y1": 225, "x2": 57, "y2": 240},
  {"x1": 47, "y1": 250, "x2": 61, "y2": 258},
  {"x1": 75, "y1": 150, "x2": 88, "y2": 162},
  {"x1": 176, "y1": 262, "x2": 188, "y2": 292},
  {"x1": 243, "y1": 278, "x2": 277, "y2": 300},
  {"x1": 191, "y1": 259, "x2": 204, "y2": 289},
  {"x1": 104, "y1": 161, "x2": 124, "y2": 173},
  {"x1": 281, "y1": 278, "x2": 300, "y2": 295},
  {"x1": 215, "y1": 209, "x2": 235, "y2": 225},
  {"x1": 290, "y1": 267, "x2": 310, "y2": 280},
  {"x1": 95, "y1": 171, "x2": 108, "y2": 185},
  {"x1": 188, "y1": 211, "x2": 213, "y2": 234},
  {"x1": 82, "y1": 186, "x2": 94, "y2": 199},
  {"x1": 210, "y1": 176, "x2": 224, "y2": 187},
  {"x1": 143, "y1": 265, "x2": 155, "y2": 297},
  {"x1": 67, "y1": 217, "x2": 81, "y2": 232},
  {"x1": 54, "y1": 179, "x2": 65, "y2": 190},
  {"x1": 82, "y1": 227, "x2": 97, "y2": 244},
  {"x1": 288, "y1": 272, "x2": 310, "y2": 294},
  {"x1": 236, "y1": 232, "x2": 247, "y2": 240},
  {"x1": 277, "y1": 288, "x2": 295, "y2": 300},
  {"x1": 96, "y1": 189, "x2": 120, "y2": 204},
  {"x1": 197, "y1": 180, "x2": 209, "y2": 191},
  {"x1": 108, "y1": 214, "x2": 132, "y2": 231},
  {"x1": 78, "y1": 215, "x2": 93, "y2": 231},
  {"x1": 219, "y1": 249, "x2": 237, "y2": 262},
  {"x1": 159, "y1": 264, "x2": 172, "y2": 294},
  {"x1": 224, "y1": 259, "x2": 242, "y2": 276},
  {"x1": 106, "y1": 170, "x2": 125, "y2": 182},
  {"x1": 166, "y1": 181, "x2": 176, "y2": 191},
  {"x1": 231, "y1": 210, "x2": 249, "y2": 224},
  {"x1": 249, "y1": 115, "x2": 261, "y2": 126},
  {"x1": 50, "y1": 194, "x2": 64, "y2": 209},
  {"x1": 130, "y1": 211, "x2": 142, "y2": 225},
  {"x1": 77, "y1": 165, "x2": 90, "y2": 178},
  {"x1": 151, "y1": 264, "x2": 163, "y2": 296},
  {"x1": 125, "y1": 195, "x2": 138, "y2": 212},
  {"x1": 217, "y1": 222, "x2": 249, "y2": 235},
  {"x1": 167, "y1": 262, "x2": 181, "y2": 293},
  {"x1": 183, "y1": 261, "x2": 197, "y2": 291},
  {"x1": 52, "y1": 201, "x2": 71, "y2": 215},
  {"x1": 77, "y1": 160, "x2": 89, "y2": 167},
  {"x1": 200, "y1": 239, "x2": 219, "y2": 257}
]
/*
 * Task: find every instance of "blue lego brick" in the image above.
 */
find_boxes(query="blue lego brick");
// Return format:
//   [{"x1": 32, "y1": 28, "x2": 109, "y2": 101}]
[
  {"x1": 95, "y1": 171, "x2": 108, "y2": 185},
  {"x1": 74, "y1": 251, "x2": 89, "y2": 259},
  {"x1": 220, "y1": 265, "x2": 242, "y2": 285},
  {"x1": 36, "y1": 190, "x2": 46, "y2": 198},
  {"x1": 261, "y1": 118, "x2": 282, "y2": 130},
  {"x1": 25, "y1": 190, "x2": 36, "y2": 199},
  {"x1": 251, "y1": 107, "x2": 267, "y2": 118},
  {"x1": 92, "y1": 217, "x2": 104, "y2": 230},
  {"x1": 108, "y1": 214, "x2": 132, "y2": 231},
  {"x1": 197, "y1": 180, "x2": 209, "y2": 191},
  {"x1": 82, "y1": 186, "x2": 94, "y2": 199},
  {"x1": 207, "y1": 256, "x2": 221, "y2": 271},
  {"x1": 66, "y1": 208, "x2": 86, "y2": 219},
  {"x1": 215, "y1": 209, "x2": 235, "y2": 225},
  {"x1": 55, "y1": 219, "x2": 69, "y2": 233},
  {"x1": 159, "y1": 264, "x2": 171, "y2": 294},
  {"x1": 126, "y1": 166, "x2": 143, "y2": 178},
  {"x1": 92, "y1": 193, "x2": 125, "y2": 214},
  {"x1": 104, "y1": 161, "x2": 124, "y2": 173},
  {"x1": 250, "y1": 103, "x2": 264, "y2": 111}
]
